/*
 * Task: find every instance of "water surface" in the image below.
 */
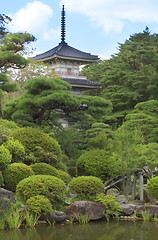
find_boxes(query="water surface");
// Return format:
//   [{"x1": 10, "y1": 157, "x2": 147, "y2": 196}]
[{"x1": 0, "y1": 220, "x2": 158, "y2": 240}]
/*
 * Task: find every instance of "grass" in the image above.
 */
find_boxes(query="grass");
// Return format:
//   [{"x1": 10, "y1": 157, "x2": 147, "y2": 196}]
[{"x1": 141, "y1": 210, "x2": 152, "y2": 221}]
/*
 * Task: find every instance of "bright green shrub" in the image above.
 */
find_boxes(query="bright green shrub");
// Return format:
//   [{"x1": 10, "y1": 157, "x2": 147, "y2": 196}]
[
  {"x1": 147, "y1": 176, "x2": 158, "y2": 199},
  {"x1": 26, "y1": 195, "x2": 53, "y2": 215},
  {"x1": 11, "y1": 127, "x2": 62, "y2": 165},
  {"x1": 76, "y1": 149, "x2": 121, "y2": 181},
  {"x1": 0, "y1": 119, "x2": 19, "y2": 145},
  {"x1": 0, "y1": 171, "x2": 4, "y2": 187},
  {"x1": 57, "y1": 170, "x2": 71, "y2": 185},
  {"x1": 31, "y1": 163, "x2": 59, "y2": 177},
  {"x1": 16, "y1": 175, "x2": 66, "y2": 205},
  {"x1": 4, "y1": 139, "x2": 25, "y2": 162},
  {"x1": 4, "y1": 163, "x2": 34, "y2": 192},
  {"x1": 68, "y1": 176, "x2": 104, "y2": 199},
  {"x1": 0, "y1": 145, "x2": 12, "y2": 170},
  {"x1": 96, "y1": 193, "x2": 122, "y2": 221}
]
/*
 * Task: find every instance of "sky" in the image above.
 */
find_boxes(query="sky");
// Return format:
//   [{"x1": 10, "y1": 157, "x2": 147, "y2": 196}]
[{"x1": 1, "y1": 0, "x2": 158, "y2": 59}]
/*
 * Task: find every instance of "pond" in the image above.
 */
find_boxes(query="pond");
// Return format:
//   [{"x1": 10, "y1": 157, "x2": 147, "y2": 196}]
[{"x1": 0, "y1": 220, "x2": 158, "y2": 240}]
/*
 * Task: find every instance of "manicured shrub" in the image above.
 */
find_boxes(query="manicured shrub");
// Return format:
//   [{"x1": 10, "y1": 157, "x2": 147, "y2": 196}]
[
  {"x1": 26, "y1": 195, "x2": 53, "y2": 215},
  {"x1": 68, "y1": 176, "x2": 104, "y2": 199},
  {"x1": 4, "y1": 139, "x2": 25, "y2": 162},
  {"x1": 11, "y1": 127, "x2": 62, "y2": 165},
  {"x1": 147, "y1": 176, "x2": 158, "y2": 199},
  {"x1": 16, "y1": 175, "x2": 66, "y2": 205},
  {"x1": 0, "y1": 145, "x2": 12, "y2": 170},
  {"x1": 58, "y1": 170, "x2": 71, "y2": 185},
  {"x1": 4, "y1": 163, "x2": 34, "y2": 192},
  {"x1": 76, "y1": 149, "x2": 121, "y2": 181},
  {"x1": 96, "y1": 193, "x2": 122, "y2": 221},
  {"x1": 31, "y1": 163, "x2": 59, "y2": 178}
]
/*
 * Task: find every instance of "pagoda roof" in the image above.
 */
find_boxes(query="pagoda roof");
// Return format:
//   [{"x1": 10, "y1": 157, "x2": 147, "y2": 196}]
[
  {"x1": 32, "y1": 41, "x2": 99, "y2": 63},
  {"x1": 62, "y1": 77, "x2": 101, "y2": 89}
]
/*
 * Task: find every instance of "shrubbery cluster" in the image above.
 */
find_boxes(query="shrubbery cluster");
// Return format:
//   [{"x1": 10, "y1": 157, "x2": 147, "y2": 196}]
[
  {"x1": 147, "y1": 176, "x2": 158, "y2": 199},
  {"x1": 16, "y1": 175, "x2": 66, "y2": 205},
  {"x1": 68, "y1": 176, "x2": 104, "y2": 200},
  {"x1": 4, "y1": 163, "x2": 34, "y2": 192}
]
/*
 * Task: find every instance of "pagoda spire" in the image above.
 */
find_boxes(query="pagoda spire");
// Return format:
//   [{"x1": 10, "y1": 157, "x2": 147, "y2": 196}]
[{"x1": 61, "y1": 5, "x2": 66, "y2": 42}]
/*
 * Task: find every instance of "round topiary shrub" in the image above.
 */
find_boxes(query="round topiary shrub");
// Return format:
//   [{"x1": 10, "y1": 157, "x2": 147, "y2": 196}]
[
  {"x1": 0, "y1": 119, "x2": 19, "y2": 145},
  {"x1": 0, "y1": 145, "x2": 12, "y2": 170},
  {"x1": 68, "y1": 176, "x2": 105, "y2": 200},
  {"x1": 26, "y1": 195, "x2": 53, "y2": 215},
  {"x1": 57, "y1": 170, "x2": 71, "y2": 185},
  {"x1": 11, "y1": 127, "x2": 62, "y2": 165},
  {"x1": 31, "y1": 163, "x2": 59, "y2": 178},
  {"x1": 4, "y1": 139, "x2": 25, "y2": 163},
  {"x1": 4, "y1": 163, "x2": 34, "y2": 192},
  {"x1": 76, "y1": 149, "x2": 121, "y2": 181},
  {"x1": 16, "y1": 175, "x2": 66, "y2": 205},
  {"x1": 147, "y1": 176, "x2": 158, "y2": 199}
]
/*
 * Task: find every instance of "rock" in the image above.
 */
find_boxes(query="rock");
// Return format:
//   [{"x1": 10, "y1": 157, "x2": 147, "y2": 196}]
[
  {"x1": 0, "y1": 187, "x2": 16, "y2": 202},
  {"x1": 116, "y1": 195, "x2": 127, "y2": 204},
  {"x1": 136, "y1": 205, "x2": 158, "y2": 217},
  {"x1": 120, "y1": 204, "x2": 136, "y2": 216},
  {"x1": 106, "y1": 188, "x2": 120, "y2": 197},
  {"x1": 66, "y1": 201, "x2": 105, "y2": 221},
  {"x1": 43, "y1": 211, "x2": 66, "y2": 223}
]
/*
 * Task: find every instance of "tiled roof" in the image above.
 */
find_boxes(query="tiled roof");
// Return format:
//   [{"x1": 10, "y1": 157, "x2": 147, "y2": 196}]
[
  {"x1": 62, "y1": 77, "x2": 101, "y2": 88},
  {"x1": 32, "y1": 41, "x2": 99, "y2": 62}
]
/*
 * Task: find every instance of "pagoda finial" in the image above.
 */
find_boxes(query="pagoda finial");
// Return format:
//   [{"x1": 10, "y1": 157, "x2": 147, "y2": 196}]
[{"x1": 61, "y1": 5, "x2": 66, "y2": 42}]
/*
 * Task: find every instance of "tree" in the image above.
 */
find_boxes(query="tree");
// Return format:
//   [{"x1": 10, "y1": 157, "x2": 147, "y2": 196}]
[
  {"x1": 3, "y1": 77, "x2": 112, "y2": 130},
  {"x1": 0, "y1": 13, "x2": 36, "y2": 117},
  {"x1": 122, "y1": 100, "x2": 158, "y2": 143},
  {"x1": 83, "y1": 28, "x2": 158, "y2": 125}
]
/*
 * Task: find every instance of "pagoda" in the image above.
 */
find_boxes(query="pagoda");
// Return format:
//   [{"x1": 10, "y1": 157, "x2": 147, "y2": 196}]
[{"x1": 32, "y1": 5, "x2": 100, "y2": 93}]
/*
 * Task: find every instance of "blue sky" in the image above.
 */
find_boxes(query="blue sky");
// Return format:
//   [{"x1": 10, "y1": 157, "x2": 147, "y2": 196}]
[{"x1": 2, "y1": 0, "x2": 158, "y2": 59}]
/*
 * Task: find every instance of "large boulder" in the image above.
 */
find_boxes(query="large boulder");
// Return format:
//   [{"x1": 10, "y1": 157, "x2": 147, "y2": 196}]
[
  {"x1": 0, "y1": 187, "x2": 16, "y2": 202},
  {"x1": 106, "y1": 188, "x2": 120, "y2": 197},
  {"x1": 41, "y1": 211, "x2": 66, "y2": 223},
  {"x1": 116, "y1": 195, "x2": 127, "y2": 204},
  {"x1": 120, "y1": 204, "x2": 136, "y2": 216},
  {"x1": 136, "y1": 205, "x2": 158, "y2": 217},
  {"x1": 66, "y1": 201, "x2": 105, "y2": 221}
]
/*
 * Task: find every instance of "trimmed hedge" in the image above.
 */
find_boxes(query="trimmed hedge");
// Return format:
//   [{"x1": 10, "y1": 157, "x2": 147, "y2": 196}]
[
  {"x1": 26, "y1": 195, "x2": 53, "y2": 215},
  {"x1": 16, "y1": 175, "x2": 66, "y2": 205},
  {"x1": 0, "y1": 145, "x2": 12, "y2": 170},
  {"x1": 68, "y1": 176, "x2": 104, "y2": 199},
  {"x1": 58, "y1": 170, "x2": 71, "y2": 185},
  {"x1": 31, "y1": 163, "x2": 59, "y2": 178},
  {"x1": 76, "y1": 149, "x2": 121, "y2": 181},
  {"x1": 147, "y1": 176, "x2": 158, "y2": 199},
  {"x1": 4, "y1": 163, "x2": 34, "y2": 192},
  {"x1": 11, "y1": 127, "x2": 62, "y2": 165},
  {"x1": 4, "y1": 139, "x2": 25, "y2": 163}
]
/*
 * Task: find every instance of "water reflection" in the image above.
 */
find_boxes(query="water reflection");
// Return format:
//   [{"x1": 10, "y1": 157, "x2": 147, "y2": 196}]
[{"x1": 0, "y1": 221, "x2": 158, "y2": 240}]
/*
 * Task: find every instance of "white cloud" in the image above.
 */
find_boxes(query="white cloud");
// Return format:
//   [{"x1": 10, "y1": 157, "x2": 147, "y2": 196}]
[
  {"x1": 60, "y1": 0, "x2": 158, "y2": 33},
  {"x1": 8, "y1": 1, "x2": 59, "y2": 41}
]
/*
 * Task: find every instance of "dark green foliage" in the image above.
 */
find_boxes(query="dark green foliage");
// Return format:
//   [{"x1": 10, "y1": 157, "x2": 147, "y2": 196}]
[
  {"x1": 26, "y1": 195, "x2": 53, "y2": 215},
  {"x1": 0, "y1": 145, "x2": 12, "y2": 170},
  {"x1": 122, "y1": 100, "x2": 158, "y2": 143},
  {"x1": 3, "y1": 163, "x2": 34, "y2": 192},
  {"x1": 83, "y1": 29, "x2": 158, "y2": 125},
  {"x1": 4, "y1": 139, "x2": 25, "y2": 162},
  {"x1": 0, "y1": 171, "x2": 4, "y2": 186},
  {"x1": 10, "y1": 127, "x2": 62, "y2": 165},
  {"x1": 57, "y1": 169, "x2": 71, "y2": 185},
  {"x1": 68, "y1": 176, "x2": 104, "y2": 199},
  {"x1": 16, "y1": 175, "x2": 66, "y2": 205},
  {"x1": 147, "y1": 177, "x2": 158, "y2": 199},
  {"x1": 31, "y1": 162, "x2": 59, "y2": 177},
  {"x1": 76, "y1": 149, "x2": 121, "y2": 181}
]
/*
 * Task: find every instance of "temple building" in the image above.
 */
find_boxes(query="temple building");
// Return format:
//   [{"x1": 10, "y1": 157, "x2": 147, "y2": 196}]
[{"x1": 32, "y1": 5, "x2": 100, "y2": 94}]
